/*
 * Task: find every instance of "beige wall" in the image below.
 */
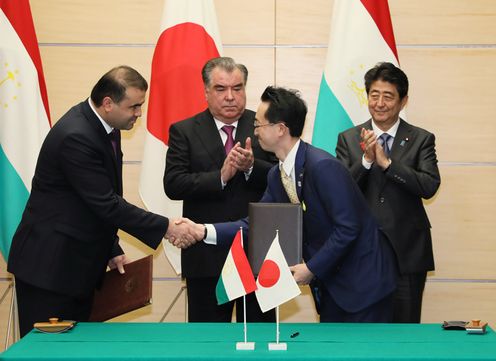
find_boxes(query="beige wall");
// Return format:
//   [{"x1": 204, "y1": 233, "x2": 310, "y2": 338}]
[{"x1": 1, "y1": 0, "x2": 495, "y2": 343}]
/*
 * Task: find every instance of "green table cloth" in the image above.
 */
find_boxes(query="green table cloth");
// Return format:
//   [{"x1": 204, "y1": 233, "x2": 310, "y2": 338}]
[{"x1": 1, "y1": 322, "x2": 495, "y2": 360}]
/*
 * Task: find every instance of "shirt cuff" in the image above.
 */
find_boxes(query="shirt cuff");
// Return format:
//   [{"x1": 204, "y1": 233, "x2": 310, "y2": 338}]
[
  {"x1": 362, "y1": 154, "x2": 373, "y2": 169},
  {"x1": 244, "y1": 165, "x2": 253, "y2": 181},
  {"x1": 204, "y1": 224, "x2": 217, "y2": 245}
]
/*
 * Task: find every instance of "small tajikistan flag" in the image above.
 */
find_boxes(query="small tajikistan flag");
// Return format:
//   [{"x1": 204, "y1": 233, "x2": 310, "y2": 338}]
[{"x1": 216, "y1": 230, "x2": 257, "y2": 305}]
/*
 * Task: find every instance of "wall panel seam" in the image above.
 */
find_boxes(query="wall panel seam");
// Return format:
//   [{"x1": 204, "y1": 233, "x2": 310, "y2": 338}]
[{"x1": 38, "y1": 43, "x2": 496, "y2": 49}]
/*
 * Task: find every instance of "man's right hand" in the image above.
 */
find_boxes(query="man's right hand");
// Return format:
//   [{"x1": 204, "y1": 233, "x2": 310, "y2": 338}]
[
  {"x1": 165, "y1": 218, "x2": 205, "y2": 249},
  {"x1": 221, "y1": 143, "x2": 239, "y2": 183},
  {"x1": 361, "y1": 128, "x2": 377, "y2": 163}
]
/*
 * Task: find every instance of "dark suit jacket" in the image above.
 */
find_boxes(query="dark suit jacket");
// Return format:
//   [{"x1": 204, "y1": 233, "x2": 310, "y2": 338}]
[
  {"x1": 8, "y1": 100, "x2": 168, "y2": 298},
  {"x1": 164, "y1": 109, "x2": 277, "y2": 278},
  {"x1": 336, "y1": 119, "x2": 441, "y2": 274},
  {"x1": 215, "y1": 141, "x2": 397, "y2": 313}
]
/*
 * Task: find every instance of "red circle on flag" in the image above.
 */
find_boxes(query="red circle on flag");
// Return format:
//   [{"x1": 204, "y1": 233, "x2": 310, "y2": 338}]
[{"x1": 258, "y1": 260, "x2": 280, "y2": 288}]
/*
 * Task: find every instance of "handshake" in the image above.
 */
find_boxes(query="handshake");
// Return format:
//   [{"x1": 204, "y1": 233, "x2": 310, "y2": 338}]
[{"x1": 164, "y1": 218, "x2": 206, "y2": 249}]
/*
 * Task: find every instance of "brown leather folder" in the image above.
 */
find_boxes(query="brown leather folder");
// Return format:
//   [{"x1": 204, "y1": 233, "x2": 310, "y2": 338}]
[{"x1": 89, "y1": 255, "x2": 153, "y2": 322}]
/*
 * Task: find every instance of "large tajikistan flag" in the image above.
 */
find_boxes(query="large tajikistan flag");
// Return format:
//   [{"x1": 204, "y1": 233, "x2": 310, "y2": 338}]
[
  {"x1": 312, "y1": 0, "x2": 399, "y2": 155},
  {"x1": 139, "y1": 0, "x2": 221, "y2": 273},
  {"x1": 0, "y1": 0, "x2": 51, "y2": 261}
]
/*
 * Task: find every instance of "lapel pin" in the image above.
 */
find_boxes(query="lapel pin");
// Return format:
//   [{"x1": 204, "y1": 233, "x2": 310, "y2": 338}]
[{"x1": 400, "y1": 138, "x2": 409, "y2": 147}]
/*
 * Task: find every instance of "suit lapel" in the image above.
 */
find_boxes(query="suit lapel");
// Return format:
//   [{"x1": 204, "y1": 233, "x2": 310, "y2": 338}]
[
  {"x1": 374, "y1": 119, "x2": 412, "y2": 193},
  {"x1": 234, "y1": 111, "x2": 252, "y2": 147},
  {"x1": 194, "y1": 110, "x2": 225, "y2": 168},
  {"x1": 390, "y1": 119, "x2": 412, "y2": 161},
  {"x1": 81, "y1": 101, "x2": 122, "y2": 194},
  {"x1": 294, "y1": 141, "x2": 307, "y2": 201}
]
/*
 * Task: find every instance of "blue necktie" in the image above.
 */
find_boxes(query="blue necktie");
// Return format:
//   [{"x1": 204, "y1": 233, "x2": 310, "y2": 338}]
[{"x1": 379, "y1": 133, "x2": 392, "y2": 157}]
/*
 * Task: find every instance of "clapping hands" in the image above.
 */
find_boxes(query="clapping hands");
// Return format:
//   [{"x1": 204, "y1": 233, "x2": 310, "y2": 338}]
[
  {"x1": 220, "y1": 137, "x2": 255, "y2": 183},
  {"x1": 165, "y1": 218, "x2": 205, "y2": 249}
]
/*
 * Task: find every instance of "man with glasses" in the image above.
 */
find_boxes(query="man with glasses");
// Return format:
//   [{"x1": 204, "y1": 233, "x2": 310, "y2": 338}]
[
  {"x1": 164, "y1": 57, "x2": 276, "y2": 323},
  {"x1": 181, "y1": 86, "x2": 397, "y2": 322}
]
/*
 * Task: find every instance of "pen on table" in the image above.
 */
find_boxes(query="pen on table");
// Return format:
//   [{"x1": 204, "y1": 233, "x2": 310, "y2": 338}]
[{"x1": 290, "y1": 332, "x2": 299, "y2": 338}]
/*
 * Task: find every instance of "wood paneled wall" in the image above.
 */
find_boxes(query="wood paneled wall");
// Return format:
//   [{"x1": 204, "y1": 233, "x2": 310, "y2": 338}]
[{"x1": 1, "y1": 0, "x2": 495, "y2": 343}]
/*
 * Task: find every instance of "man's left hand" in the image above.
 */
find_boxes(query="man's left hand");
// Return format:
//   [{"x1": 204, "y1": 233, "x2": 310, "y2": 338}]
[
  {"x1": 108, "y1": 254, "x2": 129, "y2": 274},
  {"x1": 230, "y1": 137, "x2": 254, "y2": 172},
  {"x1": 289, "y1": 263, "x2": 314, "y2": 285}
]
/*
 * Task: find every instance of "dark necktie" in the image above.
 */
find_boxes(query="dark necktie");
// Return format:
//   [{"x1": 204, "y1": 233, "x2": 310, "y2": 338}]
[
  {"x1": 109, "y1": 129, "x2": 118, "y2": 157},
  {"x1": 379, "y1": 133, "x2": 392, "y2": 157},
  {"x1": 221, "y1": 125, "x2": 235, "y2": 155}
]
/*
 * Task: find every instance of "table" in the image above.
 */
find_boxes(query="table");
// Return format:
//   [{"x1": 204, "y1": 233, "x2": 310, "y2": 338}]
[{"x1": 1, "y1": 322, "x2": 495, "y2": 360}]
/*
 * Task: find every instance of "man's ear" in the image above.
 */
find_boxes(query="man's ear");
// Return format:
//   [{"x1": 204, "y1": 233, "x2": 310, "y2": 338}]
[
  {"x1": 400, "y1": 95, "x2": 409, "y2": 110},
  {"x1": 101, "y1": 96, "x2": 114, "y2": 112}
]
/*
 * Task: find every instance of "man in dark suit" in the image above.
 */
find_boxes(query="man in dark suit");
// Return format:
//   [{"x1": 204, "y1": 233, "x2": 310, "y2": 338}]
[
  {"x1": 336, "y1": 62, "x2": 441, "y2": 323},
  {"x1": 191, "y1": 86, "x2": 397, "y2": 322},
  {"x1": 164, "y1": 57, "x2": 277, "y2": 322},
  {"x1": 8, "y1": 66, "x2": 194, "y2": 337}
]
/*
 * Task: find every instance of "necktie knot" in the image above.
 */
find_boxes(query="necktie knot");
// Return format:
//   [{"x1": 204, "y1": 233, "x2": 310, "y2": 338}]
[
  {"x1": 221, "y1": 125, "x2": 235, "y2": 154},
  {"x1": 379, "y1": 133, "x2": 392, "y2": 157}
]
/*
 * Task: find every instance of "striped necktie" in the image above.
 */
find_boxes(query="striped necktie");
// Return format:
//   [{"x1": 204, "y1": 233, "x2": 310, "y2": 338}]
[{"x1": 379, "y1": 133, "x2": 392, "y2": 157}]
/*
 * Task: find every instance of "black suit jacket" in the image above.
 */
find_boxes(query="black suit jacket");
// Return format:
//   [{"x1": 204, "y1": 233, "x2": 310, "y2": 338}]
[
  {"x1": 8, "y1": 100, "x2": 168, "y2": 298},
  {"x1": 336, "y1": 119, "x2": 441, "y2": 274},
  {"x1": 164, "y1": 109, "x2": 277, "y2": 278}
]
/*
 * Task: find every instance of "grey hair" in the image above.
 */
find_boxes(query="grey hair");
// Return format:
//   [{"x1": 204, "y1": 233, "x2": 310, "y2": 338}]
[{"x1": 201, "y1": 57, "x2": 248, "y2": 88}]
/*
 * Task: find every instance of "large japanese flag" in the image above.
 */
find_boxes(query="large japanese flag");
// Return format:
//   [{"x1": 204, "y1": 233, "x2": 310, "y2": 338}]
[
  {"x1": 312, "y1": 0, "x2": 400, "y2": 155},
  {"x1": 0, "y1": 0, "x2": 51, "y2": 261},
  {"x1": 139, "y1": 0, "x2": 221, "y2": 273},
  {"x1": 255, "y1": 234, "x2": 301, "y2": 313}
]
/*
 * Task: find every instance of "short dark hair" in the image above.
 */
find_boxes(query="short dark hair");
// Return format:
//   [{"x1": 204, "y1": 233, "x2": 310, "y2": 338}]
[
  {"x1": 201, "y1": 57, "x2": 248, "y2": 87},
  {"x1": 90, "y1": 65, "x2": 148, "y2": 106},
  {"x1": 364, "y1": 62, "x2": 409, "y2": 99},
  {"x1": 260, "y1": 86, "x2": 307, "y2": 137}
]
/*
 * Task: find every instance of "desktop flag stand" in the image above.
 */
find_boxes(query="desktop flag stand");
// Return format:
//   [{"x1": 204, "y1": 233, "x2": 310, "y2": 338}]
[{"x1": 216, "y1": 229, "x2": 301, "y2": 351}]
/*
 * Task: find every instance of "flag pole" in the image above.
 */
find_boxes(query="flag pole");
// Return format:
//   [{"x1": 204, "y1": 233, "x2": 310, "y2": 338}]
[
  {"x1": 243, "y1": 294, "x2": 247, "y2": 343},
  {"x1": 276, "y1": 305, "x2": 280, "y2": 343},
  {"x1": 268, "y1": 230, "x2": 287, "y2": 351},
  {"x1": 268, "y1": 305, "x2": 287, "y2": 351},
  {"x1": 236, "y1": 227, "x2": 255, "y2": 351}
]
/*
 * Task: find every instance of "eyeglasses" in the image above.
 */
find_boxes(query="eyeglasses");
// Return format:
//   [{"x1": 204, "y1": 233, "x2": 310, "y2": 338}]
[{"x1": 253, "y1": 121, "x2": 276, "y2": 129}]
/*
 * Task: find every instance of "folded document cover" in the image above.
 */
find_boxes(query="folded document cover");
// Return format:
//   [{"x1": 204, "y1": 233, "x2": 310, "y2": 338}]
[
  {"x1": 248, "y1": 203, "x2": 303, "y2": 275},
  {"x1": 89, "y1": 255, "x2": 153, "y2": 322}
]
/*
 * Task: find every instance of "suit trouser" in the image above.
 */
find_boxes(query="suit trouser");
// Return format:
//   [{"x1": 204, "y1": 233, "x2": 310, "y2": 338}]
[
  {"x1": 318, "y1": 286, "x2": 394, "y2": 323},
  {"x1": 15, "y1": 278, "x2": 93, "y2": 338},
  {"x1": 392, "y1": 272, "x2": 427, "y2": 323},
  {"x1": 186, "y1": 277, "x2": 275, "y2": 322}
]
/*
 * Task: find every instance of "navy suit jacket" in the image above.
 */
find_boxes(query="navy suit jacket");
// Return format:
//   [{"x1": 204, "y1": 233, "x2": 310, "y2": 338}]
[{"x1": 215, "y1": 141, "x2": 396, "y2": 313}]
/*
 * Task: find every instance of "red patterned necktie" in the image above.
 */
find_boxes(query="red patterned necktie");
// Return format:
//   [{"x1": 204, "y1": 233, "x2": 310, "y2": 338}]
[{"x1": 221, "y1": 125, "x2": 235, "y2": 155}]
